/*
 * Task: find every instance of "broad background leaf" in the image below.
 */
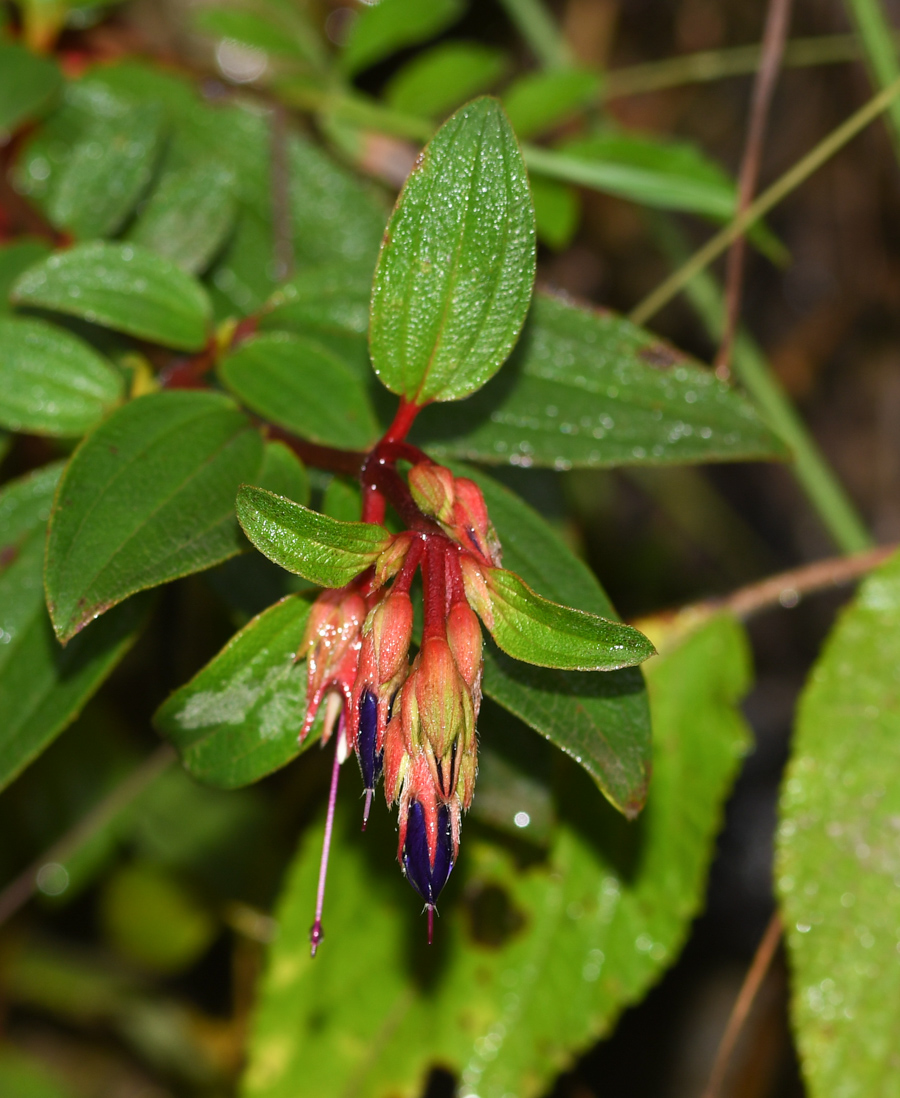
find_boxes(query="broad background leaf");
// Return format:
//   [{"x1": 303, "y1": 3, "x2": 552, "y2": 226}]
[
  {"x1": 416, "y1": 292, "x2": 787, "y2": 468},
  {"x1": 503, "y1": 69, "x2": 602, "y2": 141},
  {"x1": 0, "y1": 464, "x2": 148, "y2": 792},
  {"x1": 45, "y1": 391, "x2": 264, "y2": 643},
  {"x1": 12, "y1": 242, "x2": 213, "y2": 352},
  {"x1": 777, "y1": 550, "x2": 900, "y2": 1098},
  {"x1": 0, "y1": 240, "x2": 52, "y2": 313},
  {"x1": 14, "y1": 78, "x2": 165, "y2": 239},
  {"x1": 0, "y1": 41, "x2": 61, "y2": 135},
  {"x1": 154, "y1": 594, "x2": 315, "y2": 787},
  {"x1": 369, "y1": 97, "x2": 536, "y2": 403},
  {"x1": 242, "y1": 614, "x2": 751, "y2": 1098},
  {"x1": 0, "y1": 316, "x2": 124, "y2": 436},
  {"x1": 340, "y1": 0, "x2": 464, "y2": 75},
  {"x1": 463, "y1": 465, "x2": 652, "y2": 815},
  {"x1": 218, "y1": 333, "x2": 379, "y2": 449},
  {"x1": 384, "y1": 41, "x2": 508, "y2": 119}
]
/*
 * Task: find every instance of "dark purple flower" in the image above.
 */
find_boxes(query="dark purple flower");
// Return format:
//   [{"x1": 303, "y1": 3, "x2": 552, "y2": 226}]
[
  {"x1": 402, "y1": 799, "x2": 454, "y2": 906},
  {"x1": 356, "y1": 689, "x2": 383, "y2": 790}
]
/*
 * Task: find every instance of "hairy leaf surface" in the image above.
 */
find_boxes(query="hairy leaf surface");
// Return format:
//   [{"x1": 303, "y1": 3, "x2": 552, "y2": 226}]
[
  {"x1": 0, "y1": 317, "x2": 123, "y2": 436},
  {"x1": 417, "y1": 293, "x2": 787, "y2": 467},
  {"x1": 370, "y1": 97, "x2": 535, "y2": 403},
  {"x1": 777, "y1": 550, "x2": 900, "y2": 1098},
  {"x1": 0, "y1": 464, "x2": 147, "y2": 791},
  {"x1": 12, "y1": 242, "x2": 212, "y2": 351},
  {"x1": 45, "y1": 391, "x2": 263, "y2": 642},
  {"x1": 155, "y1": 594, "x2": 315, "y2": 787}
]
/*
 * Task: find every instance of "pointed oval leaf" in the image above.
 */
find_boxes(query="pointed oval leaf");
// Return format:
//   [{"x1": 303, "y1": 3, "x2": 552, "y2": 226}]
[
  {"x1": 369, "y1": 97, "x2": 536, "y2": 404},
  {"x1": 0, "y1": 317, "x2": 124, "y2": 436},
  {"x1": 0, "y1": 463, "x2": 148, "y2": 792},
  {"x1": 15, "y1": 80, "x2": 165, "y2": 239},
  {"x1": 340, "y1": 0, "x2": 463, "y2": 75},
  {"x1": 457, "y1": 465, "x2": 652, "y2": 816},
  {"x1": 481, "y1": 566, "x2": 654, "y2": 671},
  {"x1": 155, "y1": 594, "x2": 316, "y2": 788},
  {"x1": 417, "y1": 292, "x2": 787, "y2": 467},
  {"x1": 0, "y1": 240, "x2": 52, "y2": 313},
  {"x1": 253, "y1": 441, "x2": 310, "y2": 505},
  {"x1": 127, "y1": 160, "x2": 237, "y2": 274},
  {"x1": 45, "y1": 391, "x2": 264, "y2": 643},
  {"x1": 12, "y1": 242, "x2": 213, "y2": 351},
  {"x1": 384, "y1": 41, "x2": 508, "y2": 119},
  {"x1": 236, "y1": 486, "x2": 391, "y2": 588},
  {"x1": 0, "y1": 41, "x2": 61, "y2": 135},
  {"x1": 503, "y1": 68, "x2": 602, "y2": 141},
  {"x1": 218, "y1": 333, "x2": 379, "y2": 449},
  {"x1": 777, "y1": 549, "x2": 900, "y2": 1098}
]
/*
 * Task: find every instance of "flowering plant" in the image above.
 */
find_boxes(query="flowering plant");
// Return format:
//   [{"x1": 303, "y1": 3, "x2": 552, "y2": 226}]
[{"x1": 234, "y1": 99, "x2": 653, "y2": 948}]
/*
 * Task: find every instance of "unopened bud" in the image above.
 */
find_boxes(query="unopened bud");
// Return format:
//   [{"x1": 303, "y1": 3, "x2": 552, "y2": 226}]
[
  {"x1": 450, "y1": 478, "x2": 502, "y2": 566},
  {"x1": 366, "y1": 589, "x2": 414, "y2": 684},
  {"x1": 409, "y1": 462, "x2": 455, "y2": 524},
  {"x1": 459, "y1": 556, "x2": 494, "y2": 629},
  {"x1": 301, "y1": 587, "x2": 367, "y2": 740},
  {"x1": 446, "y1": 600, "x2": 482, "y2": 691}
]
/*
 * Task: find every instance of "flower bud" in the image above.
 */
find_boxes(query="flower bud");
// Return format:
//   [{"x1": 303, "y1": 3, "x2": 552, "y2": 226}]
[
  {"x1": 301, "y1": 587, "x2": 367, "y2": 740},
  {"x1": 449, "y1": 477, "x2": 502, "y2": 566},
  {"x1": 374, "y1": 532, "x2": 416, "y2": 587},
  {"x1": 408, "y1": 462, "x2": 455, "y2": 524},
  {"x1": 446, "y1": 599, "x2": 482, "y2": 692}
]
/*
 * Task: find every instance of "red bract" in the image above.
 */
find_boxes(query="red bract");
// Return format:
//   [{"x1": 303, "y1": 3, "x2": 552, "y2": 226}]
[{"x1": 301, "y1": 411, "x2": 499, "y2": 953}]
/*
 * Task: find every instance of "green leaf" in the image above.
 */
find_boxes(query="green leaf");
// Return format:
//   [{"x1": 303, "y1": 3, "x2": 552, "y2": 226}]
[
  {"x1": 776, "y1": 549, "x2": 900, "y2": 1098},
  {"x1": 218, "y1": 333, "x2": 379, "y2": 449},
  {"x1": 236, "y1": 486, "x2": 391, "y2": 588},
  {"x1": 155, "y1": 593, "x2": 315, "y2": 787},
  {"x1": 530, "y1": 131, "x2": 738, "y2": 219},
  {"x1": 384, "y1": 41, "x2": 508, "y2": 119},
  {"x1": 254, "y1": 440, "x2": 310, "y2": 504},
  {"x1": 14, "y1": 79, "x2": 165, "y2": 239},
  {"x1": 12, "y1": 242, "x2": 213, "y2": 351},
  {"x1": 458, "y1": 465, "x2": 652, "y2": 815},
  {"x1": 0, "y1": 1047, "x2": 76, "y2": 1098},
  {"x1": 370, "y1": 97, "x2": 536, "y2": 404},
  {"x1": 127, "y1": 160, "x2": 238, "y2": 274},
  {"x1": 45, "y1": 391, "x2": 264, "y2": 643},
  {"x1": 242, "y1": 614, "x2": 751, "y2": 1098},
  {"x1": 0, "y1": 316, "x2": 124, "y2": 436},
  {"x1": 479, "y1": 566, "x2": 654, "y2": 671},
  {"x1": 0, "y1": 41, "x2": 61, "y2": 135},
  {"x1": 416, "y1": 292, "x2": 787, "y2": 468},
  {"x1": 0, "y1": 239, "x2": 52, "y2": 314},
  {"x1": 0, "y1": 464, "x2": 148, "y2": 792},
  {"x1": 340, "y1": 0, "x2": 464, "y2": 75},
  {"x1": 530, "y1": 174, "x2": 580, "y2": 250},
  {"x1": 193, "y1": 6, "x2": 324, "y2": 66},
  {"x1": 259, "y1": 264, "x2": 371, "y2": 374},
  {"x1": 503, "y1": 68, "x2": 601, "y2": 141}
]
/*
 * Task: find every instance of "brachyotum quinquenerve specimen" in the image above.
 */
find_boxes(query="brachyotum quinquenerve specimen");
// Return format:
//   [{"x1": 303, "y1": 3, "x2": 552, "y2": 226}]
[{"x1": 235, "y1": 97, "x2": 655, "y2": 952}]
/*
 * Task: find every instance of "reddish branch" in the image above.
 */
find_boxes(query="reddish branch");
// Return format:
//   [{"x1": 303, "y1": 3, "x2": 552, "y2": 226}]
[{"x1": 714, "y1": 0, "x2": 794, "y2": 379}]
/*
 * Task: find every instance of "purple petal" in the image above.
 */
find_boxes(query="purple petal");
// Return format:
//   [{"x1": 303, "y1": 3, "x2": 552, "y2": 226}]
[
  {"x1": 402, "y1": 800, "x2": 454, "y2": 905},
  {"x1": 356, "y1": 689, "x2": 383, "y2": 790}
]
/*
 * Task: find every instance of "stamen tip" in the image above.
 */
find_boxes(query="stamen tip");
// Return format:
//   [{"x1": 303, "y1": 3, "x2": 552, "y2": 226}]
[
  {"x1": 310, "y1": 920, "x2": 324, "y2": 957},
  {"x1": 362, "y1": 787, "x2": 374, "y2": 830},
  {"x1": 427, "y1": 905, "x2": 434, "y2": 945}
]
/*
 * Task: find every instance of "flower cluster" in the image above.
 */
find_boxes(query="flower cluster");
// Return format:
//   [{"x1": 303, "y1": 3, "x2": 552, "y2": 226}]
[{"x1": 298, "y1": 459, "x2": 502, "y2": 950}]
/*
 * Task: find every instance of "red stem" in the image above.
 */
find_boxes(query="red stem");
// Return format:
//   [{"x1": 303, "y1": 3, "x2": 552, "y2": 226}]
[
  {"x1": 383, "y1": 398, "x2": 425, "y2": 444},
  {"x1": 422, "y1": 539, "x2": 448, "y2": 640}
]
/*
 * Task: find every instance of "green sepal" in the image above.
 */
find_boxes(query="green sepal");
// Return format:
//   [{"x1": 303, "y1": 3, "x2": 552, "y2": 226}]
[
  {"x1": 236, "y1": 486, "x2": 391, "y2": 588},
  {"x1": 476, "y1": 565, "x2": 655, "y2": 671}
]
